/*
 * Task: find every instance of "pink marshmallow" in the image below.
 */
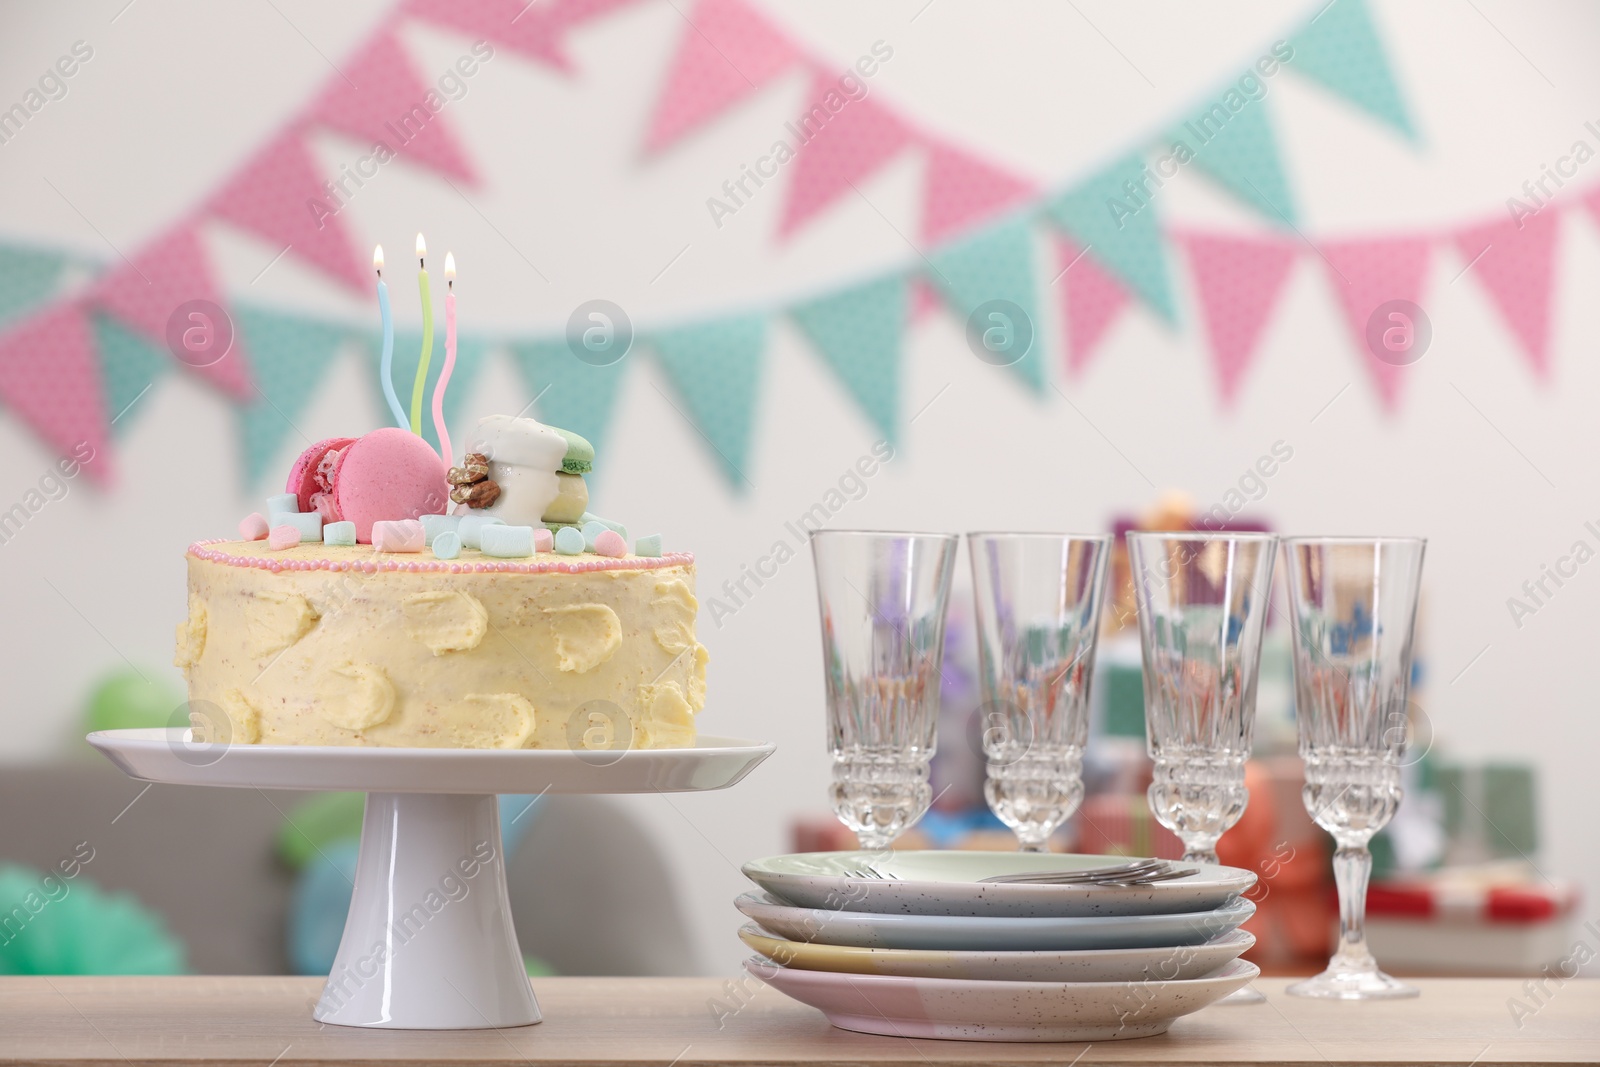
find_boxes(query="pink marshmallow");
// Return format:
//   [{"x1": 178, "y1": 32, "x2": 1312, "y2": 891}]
[
  {"x1": 371, "y1": 519, "x2": 425, "y2": 553},
  {"x1": 239, "y1": 512, "x2": 270, "y2": 540},
  {"x1": 594, "y1": 530, "x2": 627, "y2": 558},
  {"x1": 533, "y1": 528, "x2": 555, "y2": 553},
  {"x1": 268, "y1": 525, "x2": 302, "y2": 551}
]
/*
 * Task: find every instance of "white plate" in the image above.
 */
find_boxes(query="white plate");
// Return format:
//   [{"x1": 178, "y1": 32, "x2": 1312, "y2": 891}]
[
  {"x1": 745, "y1": 956, "x2": 1261, "y2": 1041},
  {"x1": 88, "y1": 728, "x2": 774, "y2": 794},
  {"x1": 743, "y1": 850, "x2": 1254, "y2": 917},
  {"x1": 735, "y1": 891, "x2": 1255, "y2": 951},
  {"x1": 739, "y1": 923, "x2": 1254, "y2": 982}
]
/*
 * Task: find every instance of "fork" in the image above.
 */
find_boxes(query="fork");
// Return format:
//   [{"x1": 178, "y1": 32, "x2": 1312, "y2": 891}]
[{"x1": 841, "y1": 858, "x2": 1197, "y2": 886}]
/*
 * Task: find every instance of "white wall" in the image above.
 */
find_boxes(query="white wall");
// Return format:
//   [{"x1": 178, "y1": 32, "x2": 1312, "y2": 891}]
[{"x1": 1, "y1": 0, "x2": 1596, "y2": 977}]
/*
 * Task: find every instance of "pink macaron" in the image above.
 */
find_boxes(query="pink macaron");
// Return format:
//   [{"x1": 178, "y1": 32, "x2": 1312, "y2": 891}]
[
  {"x1": 331, "y1": 428, "x2": 449, "y2": 544},
  {"x1": 285, "y1": 437, "x2": 356, "y2": 514}
]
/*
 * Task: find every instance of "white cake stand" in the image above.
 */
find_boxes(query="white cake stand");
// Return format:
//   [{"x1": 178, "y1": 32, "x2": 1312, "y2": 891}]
[{"x1": 88, "y1": 727, "x2": 774, "y2": 1031}]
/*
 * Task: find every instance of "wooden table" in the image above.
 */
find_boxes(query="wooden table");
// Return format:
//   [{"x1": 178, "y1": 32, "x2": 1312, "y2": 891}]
[{"x1": 1, "y1": 977, "x2": 1594, "y2": 1066}]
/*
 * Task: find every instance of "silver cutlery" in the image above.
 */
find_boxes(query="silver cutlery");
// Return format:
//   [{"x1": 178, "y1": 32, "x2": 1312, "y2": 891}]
[{"x1": 838, "y1": 858, "x2": 1197, "y2": 886}]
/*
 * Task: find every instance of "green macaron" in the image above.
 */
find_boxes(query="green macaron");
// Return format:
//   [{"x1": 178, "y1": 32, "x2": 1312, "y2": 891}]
[{"x1": 553, "y1": 427, "x2": 594, "y2": 474}]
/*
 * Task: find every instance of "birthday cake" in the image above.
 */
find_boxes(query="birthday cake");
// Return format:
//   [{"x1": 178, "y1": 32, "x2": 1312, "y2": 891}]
[{"x1": 174, "y1": 414, "x2": 706, "y2": 751}]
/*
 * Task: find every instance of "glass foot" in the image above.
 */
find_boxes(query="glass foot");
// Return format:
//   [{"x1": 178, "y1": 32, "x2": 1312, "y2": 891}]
[
  {"x1": 1213, "y1": 985, "x2": 1265, "y2": 1005},
  {"x1": 1286, "y1": 962, "x2": 1419, "y2": 1000}
]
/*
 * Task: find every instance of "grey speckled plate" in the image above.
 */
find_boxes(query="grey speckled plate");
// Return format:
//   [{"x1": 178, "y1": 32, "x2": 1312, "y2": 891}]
[
  {"x1": 745, "y1": 956, "x2": 1261, "y2": 1042},
  {"x1": 743, "y1": 850, "x2": 1255, "y2": 917},
  {"x1": 735, "y1": 891, "x2": 1255, "y2": 951}
]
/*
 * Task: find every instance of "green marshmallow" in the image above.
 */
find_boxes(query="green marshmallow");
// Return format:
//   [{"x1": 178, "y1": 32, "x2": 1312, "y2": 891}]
[{"x1": 553, "y1": 427, "x2": 594, "y2": 474}]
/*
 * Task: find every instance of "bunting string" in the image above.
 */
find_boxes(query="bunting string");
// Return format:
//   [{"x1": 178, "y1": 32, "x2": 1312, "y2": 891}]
[{"x1": 0, "y1": 0, "x2": 1582, "y2": 492}]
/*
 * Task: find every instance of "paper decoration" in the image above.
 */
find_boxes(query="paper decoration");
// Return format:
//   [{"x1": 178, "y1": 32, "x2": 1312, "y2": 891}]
[
  {"x1": 778, "y1": 72, "x2": 918, "y2": 238},
  {"x1": 310, "y1": 29, "x2": 478, "y2": 183},
  {"x1": 1285, "y1": 0, "x2": 1414, "y2": 139},
  {"x1": 792, "y1": 274, "x2": 905, "y2": 442},
  {"x1": 1179, "y1": 232, "x2": 1298, "y2": 405},
  {"x1": 1320, "y1": 237, "x2": 1432, "y2": 410},
  {"x1": 405, "y1": 0, "x2": 641, "y2": 71},
  {"x1": 649, "y1": 317, "x2": 766, "y2": 488},
  {"x1": 93, "y1": 314, "x2": 169, "y2": 436},
  {"x1": 921, "y1": 145, "x2": 1033, "y2": 244},
  {"x1": 1047, "y1": 153, "x2": 1177, "y2": 322},
  {"x1": 1169, "y1": 100, "x2": 1296, "y2": 223},
  {"x1": 928, "y1": 217, "x2": 1046, "y2": 392},
  {"x1": 511, "y1": 339, "x2": 631, "y2": 461},
  {"x1": 92, "y1": 228, "x2": 254, "y2": 399},
  {"x1": 0, "y1": 244, "x2": 69, "y2": 330},
  {"x1": 0, "y1": 865, "x2": 185, "y2": 975},
  {"x1": 1054, "y1": 237, "x2": 1130, "y2": 378},
  {"x1": 644, "y1": 0, "x2": 801, "y2": 152},
  {"x1": 1454, "y1": 211, "x2": 1560, "y2": 377},
  {"x1": 0, "y1": 302, "x2": 112, "y2": 485},
  {"x1": 234, "y1": 307, "x2": 352, "y2": 483},
  {"x1": 209, "y1": 131, "x2": 370, "y2": 291}
]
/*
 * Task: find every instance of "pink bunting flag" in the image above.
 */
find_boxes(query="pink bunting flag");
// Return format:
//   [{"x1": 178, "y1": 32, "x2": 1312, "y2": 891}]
[
  {"x1": 310, "y1": 28, "x2": 477, "y2": 184},
  {"x1": 1054, "y1": 238, "x2": 1129, "y2": 378},
  {"x1": 207, "y1": 130, "x2": 370, "y2": 292},
  {"x1": 0, "y1": 301, "x2": 113, "y2": 486},
  {"x1": 1319, "y1": 237, "x2": 1433, "y2": 411},
  {"x1": 1454, "y1": 210, "x2": 1560, "y2": 378},
  {"x1": 644, "y1": 0, "x2": 800, "y2": 153},
  {"x1": 778, "y1": 71, "x2": 918, "y2": 238},
  {"x1": 1179, "y1": 232, "x2": 1298, "y2": 406},
  {"x1": 921, "y1": 144, "x2": 1032, "y2": 245},
  {"x1": 908, "y1": 278, "x2": 941, "y2": 323},
  {"x1": 405, "y1": 0, "x2": 641, "y2": 72},
  {"x1": 91, "y1": 226, "x2": 254, "y2": 399}
]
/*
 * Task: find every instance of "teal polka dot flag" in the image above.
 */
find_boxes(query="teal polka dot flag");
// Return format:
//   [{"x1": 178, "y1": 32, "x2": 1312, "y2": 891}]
[
  {"x1": 1168, "y1": 97, "x2": 1298, "y2": 224},
  {"x1": 92, "y1": 314, "x2": 168, "y2": 435},
  {"x1": 791, "y1": 274, "x2": 905, "y2": 444},
  {"x1": 511, "y1": 339, "x2": 631, "y2": 471},
  {"x1": 649, "y1": 316, "x2": 766, "y2": 491},
  {"x1": 927, "y1": 217, "x2": 1048, "y2": 393},
  {"x1": 234, "y1": 307, "x2": 351, "y2": 484},
  {"x1": 1287, "y1": 0, "x2": 1415, "y2": 141},
  {"x1": 1047, "y1": 153, "x2": 1177, "y2": 323}
]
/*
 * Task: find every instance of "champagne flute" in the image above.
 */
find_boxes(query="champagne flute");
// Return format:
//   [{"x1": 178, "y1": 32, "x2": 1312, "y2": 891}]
[
  {"x1": 811, "y1": 531, "x2": 959, "y2": 850},
  {"x1": 1283, "y1": 536, "x2": 1425, "y2": 1000},
  {"x1": 967, "y1": 533, "x2": 1111, "y2": 851}
]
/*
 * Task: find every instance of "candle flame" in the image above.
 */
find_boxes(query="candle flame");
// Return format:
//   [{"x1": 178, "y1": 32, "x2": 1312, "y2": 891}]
[
  {"x1": 373, "y1": 245, "x2": 384, "y2": 273},
  {"x1": 444, "y1": 252, "x2": 456, "y2": 282},
  {"x1": 415, "y1": 232, "x2": 426, "y2": 262}
]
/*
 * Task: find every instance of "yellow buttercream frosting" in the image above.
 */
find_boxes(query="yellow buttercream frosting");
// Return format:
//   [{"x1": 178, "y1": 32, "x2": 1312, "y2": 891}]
[{"x1": 178, "y1": 541, "x2": 706, "y2": 749}]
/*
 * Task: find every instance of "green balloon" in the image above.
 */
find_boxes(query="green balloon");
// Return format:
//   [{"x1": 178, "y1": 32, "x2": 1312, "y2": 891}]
[
  {"x1": 276, "y1": 792, "x2": 366, "y2": 871},
  {"x1": 85, "y1": 670, "x2": 182, "y2": 733}
]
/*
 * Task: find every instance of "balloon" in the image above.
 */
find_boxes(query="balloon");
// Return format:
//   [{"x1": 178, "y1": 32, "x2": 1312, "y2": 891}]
[{"x1": 84, "y1": 670, "x2": 182, "y2": 734}]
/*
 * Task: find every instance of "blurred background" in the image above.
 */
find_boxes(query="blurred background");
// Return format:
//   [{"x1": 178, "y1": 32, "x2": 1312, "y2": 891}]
[{"x1": 0, "y1": 0, "x2": 1595, "y2": 979}]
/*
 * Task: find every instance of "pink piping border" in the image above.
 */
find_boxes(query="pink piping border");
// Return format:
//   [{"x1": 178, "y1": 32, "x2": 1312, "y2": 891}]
[{"x1": 188, "y1": 539, "x2": 694, "y2": 575}]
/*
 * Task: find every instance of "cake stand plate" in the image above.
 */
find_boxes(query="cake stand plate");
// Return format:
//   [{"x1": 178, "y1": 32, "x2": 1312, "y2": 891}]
[{"x1": 88, "y1": 728, "x2": 774, "y2": 1031}]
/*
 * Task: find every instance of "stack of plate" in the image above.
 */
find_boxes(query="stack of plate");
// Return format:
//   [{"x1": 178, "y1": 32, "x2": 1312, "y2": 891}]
[{"x1": 736, "y1": 851, "x2": 1261, "y2": 1042}]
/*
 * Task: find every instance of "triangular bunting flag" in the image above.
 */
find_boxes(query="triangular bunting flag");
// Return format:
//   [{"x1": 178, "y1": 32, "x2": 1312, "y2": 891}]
[
  {"x1": 93, "y1": 314, "x2": 170, "y2": 436},
  {"x1": 792, "y1": 275, "x2": 905, "y2": 443},
  {"x1": 310, "y1": 29, "x2": 477, "y2": 184},
  {"x1": 405, "y1": 0, "x2": 640, "y2": 71},
  {"x1": 510, "y1": 339, "x2": 630, "y2": 463},
  {"x1": 908, "y1": 277, "x2": 941, "y2": 323},
  {"x1": 208, "y1": 131, "x2": 370, "y2": 291},
  {"x1": 927, "y1": 217, "x2": 1046, "y2": 392},
  {"x1": 1054, "y1": 238, "x2": 1129, "y2": 379},
  {"x1": 1047, "y1": 153, "x2": 1177, "y2": 321},
  {"x1": 383, "y1": 329, "x2": 493, "y2": 453},
  {"x1": 1319, "y1": 237, "x2": 1432, "y2": 410},
  {"x1": 778, "y1": 72, "x2": 918, "y2": 238},
  {"x1": 1178, "y1": 232, "x2": 1298, "y2": 406},
  {"x1": 91, "y1": 226, "x2": 254, "y2": 399},
  {"x1": 921, "y1": 144, "x2": 1032, "y2": 244},
  {"x1": 643, "y1": 0, "x2": 801, "y2": 153},
  {"x1": 0, "y1": 302, "x2": 113, "y2": 485},
  {"x1": 0, "y1": 243, "x2": 69, "y2": 331},
  {"x1": 1286, "y1": 0, "x2": 1415, "y2": 139},
  {"x1": 233, "y1": 307, "x2": 350, "y2": 484},
  {"x1": 649, "y1": 316, "x2": 766, "y2": 489},
  {"x1": 1454, "y1": 211, "x2": 1559, "y2": 377},
  {"x1": 1167, "y1": 98, "x2": 1297, "y2": 223}
]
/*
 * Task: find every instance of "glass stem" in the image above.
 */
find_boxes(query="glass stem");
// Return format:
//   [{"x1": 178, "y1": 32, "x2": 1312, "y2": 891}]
[
  {"x1": 1331, "y1": 845, "x2": 1375, "y2": 968},
  {"x1": 1181, "y1": 847, "x2": 1219, "y2": 865}
]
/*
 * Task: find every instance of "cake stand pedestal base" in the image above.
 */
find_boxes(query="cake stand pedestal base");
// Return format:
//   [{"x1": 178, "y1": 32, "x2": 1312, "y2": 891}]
[{"x1": 316, "y1": 792, "x2": 538, "y2": 1029}]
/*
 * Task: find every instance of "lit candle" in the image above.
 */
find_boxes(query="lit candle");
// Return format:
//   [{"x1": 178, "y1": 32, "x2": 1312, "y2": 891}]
[
  {"x1": 409, "y1": 232, "x2": 433, "y2": 436},
  {"x1": 375, "y1": 246, "x2": 406, "y2": 427},
  {"x1": 432, "y1": 251, "x2": 457, "y2": 470}
]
